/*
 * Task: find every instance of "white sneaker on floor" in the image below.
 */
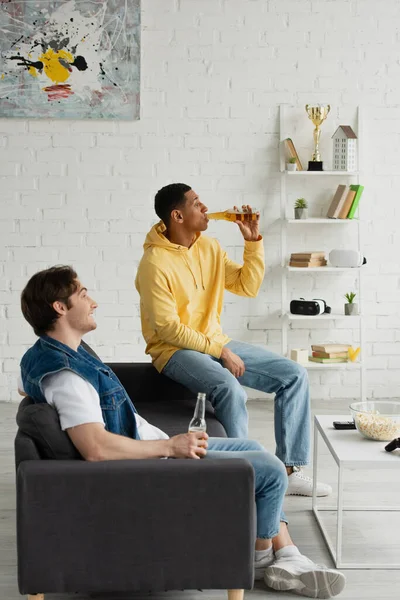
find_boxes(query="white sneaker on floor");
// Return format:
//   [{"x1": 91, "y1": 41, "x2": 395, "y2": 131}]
[
  {"x1": 286, "y1": 467, "x2": 332, "y2": 497},
  {"x1": 264, "y1": 552, "x2": 346, "y2": 598},
  {"x1": 254, "y1": 554, "x2": 275, "y2": 580}
]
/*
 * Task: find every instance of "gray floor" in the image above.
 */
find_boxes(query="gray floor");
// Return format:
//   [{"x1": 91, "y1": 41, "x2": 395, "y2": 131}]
[{"x1": 1, "y1": 399, "x2": 400, "y2": 600}]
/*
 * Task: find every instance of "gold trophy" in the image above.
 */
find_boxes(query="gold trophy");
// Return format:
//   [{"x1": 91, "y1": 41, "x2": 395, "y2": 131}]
[{"x1": 305, "y1": 104, "x2": 330, "y2": 171}]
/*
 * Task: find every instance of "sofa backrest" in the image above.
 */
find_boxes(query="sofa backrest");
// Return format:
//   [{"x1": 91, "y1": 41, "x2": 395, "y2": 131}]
[{"x1": 107, "y1": 362, "x2": 194, "y2": 404}]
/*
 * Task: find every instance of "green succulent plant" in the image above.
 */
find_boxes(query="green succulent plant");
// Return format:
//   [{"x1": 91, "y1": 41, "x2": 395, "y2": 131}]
[
  {"x1": 294, "y1": 198, "x2": 308, "y2": 209},
  {"x1": 344, "y1": 292, "x2": 356, "y2": 304},
  {"x1": 288, "y1": 157, "x2": 297, "y2": 164}
]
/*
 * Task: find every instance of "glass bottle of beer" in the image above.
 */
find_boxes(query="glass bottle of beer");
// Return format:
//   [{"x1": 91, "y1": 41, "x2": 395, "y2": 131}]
[
  {"x1": 188, "y1": 392, "x2": 207, "y2": 433},
  {"x1": 207, "y1": 209, "x2": 259, "y2": 222}
]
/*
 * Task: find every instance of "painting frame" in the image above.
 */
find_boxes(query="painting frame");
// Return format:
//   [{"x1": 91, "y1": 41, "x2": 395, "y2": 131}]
[{"x1": 0, "y1": 0, "x2": 140, "y2": 120}]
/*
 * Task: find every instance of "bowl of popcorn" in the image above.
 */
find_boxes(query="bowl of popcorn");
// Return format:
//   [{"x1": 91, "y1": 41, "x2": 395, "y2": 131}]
[{"x1": 349, "y1": 401, "x2": 400, "y2": 441}]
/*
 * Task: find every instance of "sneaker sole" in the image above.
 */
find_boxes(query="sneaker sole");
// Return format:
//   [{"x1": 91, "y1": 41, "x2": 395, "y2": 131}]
[
  {"x1": 285, "y1": 490, "x2": 332, "y2": 497},
  {"x1": 264, "y1": 565, "x2": 346, "y2": 598}
]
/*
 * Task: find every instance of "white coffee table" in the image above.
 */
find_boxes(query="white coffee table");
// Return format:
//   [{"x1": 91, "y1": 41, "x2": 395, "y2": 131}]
[{"x1": 312, "y1": 415, "x2": 400, "y2": 569}]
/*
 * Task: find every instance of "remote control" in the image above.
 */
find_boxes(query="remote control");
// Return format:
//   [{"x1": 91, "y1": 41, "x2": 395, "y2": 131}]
[{"x1": 333, "y1": 421, "x2": 356, "y2": 430}]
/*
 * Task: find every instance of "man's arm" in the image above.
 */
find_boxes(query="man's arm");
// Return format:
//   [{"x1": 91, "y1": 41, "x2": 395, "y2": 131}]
[
  {"x1": 67, "y1": 423, "x2": 208, "y2": 461},
  {"x1": 223, "y1": 205, "x2": 265, "y2": 297},
  {"x1": 136, "y1": 263, "x2": 223, "y2": 358},
  {"x1": 223, "y1": 239, "x2": 265, "y2": 297},
  {"x1": 40, "y1": 370, "x2": 208, "y2": 461}
]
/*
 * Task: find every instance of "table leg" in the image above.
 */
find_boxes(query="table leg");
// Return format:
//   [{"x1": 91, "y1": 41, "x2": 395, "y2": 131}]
[
  {"x1": 336, "y1": 464, "x2": 344, "y2": 566},
  {"x1": 312, "y1": 418, "x2": 318, "y2": 510}
]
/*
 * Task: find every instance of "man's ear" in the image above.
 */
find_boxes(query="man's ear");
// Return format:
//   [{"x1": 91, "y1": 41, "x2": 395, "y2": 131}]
[
  {"x1": 171, "y1": 209, "x2": 184, "y2": 224},
  {"x1": 52, "y1": 300, "x2": 68, "y2": 316}
]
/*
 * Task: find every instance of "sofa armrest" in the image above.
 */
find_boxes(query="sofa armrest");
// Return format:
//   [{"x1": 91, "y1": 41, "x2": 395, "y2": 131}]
[{"x1": 17, "y1": 458, "x2": 255, "y2": 594}]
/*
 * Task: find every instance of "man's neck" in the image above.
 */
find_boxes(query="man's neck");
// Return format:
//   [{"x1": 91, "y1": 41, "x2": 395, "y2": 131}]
[
  {"x1": 46, "y1": 329, "x2": 82, "y2": 352},
  {"x1": 165, "y1": 227, "x2": 197, "y2": 248}
]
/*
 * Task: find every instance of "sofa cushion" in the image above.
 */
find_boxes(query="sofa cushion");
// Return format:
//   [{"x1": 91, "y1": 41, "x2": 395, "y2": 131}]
[{"x1": 16, "y1": 397, "x2": 82, "y2": 460}]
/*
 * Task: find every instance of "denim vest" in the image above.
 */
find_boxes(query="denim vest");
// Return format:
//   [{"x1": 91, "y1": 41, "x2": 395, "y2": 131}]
[{"x1": 20, "y1": 335, "x2": 139, "y2": 440}]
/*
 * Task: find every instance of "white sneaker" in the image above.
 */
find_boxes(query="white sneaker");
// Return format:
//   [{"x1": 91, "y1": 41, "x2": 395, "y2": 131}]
[
  {"x1": 286, "y1": 467, "x2": 332, "y2": 497},
  {"x1": 264, "y1": 551, "x2": 346, "y2": 598},
  {"x1": 254, "y1": 553, "x2": 274, "y2": 580}
]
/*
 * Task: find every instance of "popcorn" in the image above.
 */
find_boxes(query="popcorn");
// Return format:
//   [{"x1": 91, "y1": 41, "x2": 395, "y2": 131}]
[{"x1": 355, "y1": 412, "x2": 400, "y2": 441}]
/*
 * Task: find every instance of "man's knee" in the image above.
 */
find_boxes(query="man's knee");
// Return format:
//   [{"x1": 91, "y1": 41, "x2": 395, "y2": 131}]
[
  {"x1": 285, "y1": 359, "x2": 308, "y2": 382},
  {"x1": 212, "y1": 375, "x2": 247, "y2": 403},
  {"x1": 244, "y1": 439, "x2": 265, "y2": 453},
  {"x1": 269, "y1": 456, "x2": 289, "y2": 489}
]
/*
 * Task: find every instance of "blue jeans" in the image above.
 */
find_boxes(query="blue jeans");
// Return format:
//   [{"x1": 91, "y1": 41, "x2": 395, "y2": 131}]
[
  {"x1": 206, "y1": 438, "x2": 288, "y2": 539},
  {"x1": 163, "y1": 340, "x2": 310, "y2": 466}
]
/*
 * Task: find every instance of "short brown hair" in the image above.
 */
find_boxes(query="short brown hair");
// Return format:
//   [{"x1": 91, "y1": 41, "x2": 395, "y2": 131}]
[{"x1": 21, "y1": 266, "x2": 78, "y2": 336}]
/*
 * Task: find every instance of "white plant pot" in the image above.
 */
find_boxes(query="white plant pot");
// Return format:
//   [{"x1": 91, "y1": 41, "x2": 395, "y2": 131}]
[
  {"x1": 345, "y1": 303, "x2": 358, "y2": 316},
  {"x1": 294, "y1": 208, "x2": 308, "y2": 220},
  {"x1": 286, "y1": 163, "x2": 297, "y2": 171}
]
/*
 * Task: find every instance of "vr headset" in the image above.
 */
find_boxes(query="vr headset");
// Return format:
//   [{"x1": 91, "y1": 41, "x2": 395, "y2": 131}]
[
  {"x1": 290, "y1": 298, "x2": 331, "y2": 316},
  {"x1": 329, "y1": 249, "x2": 367, "y2": 268}
]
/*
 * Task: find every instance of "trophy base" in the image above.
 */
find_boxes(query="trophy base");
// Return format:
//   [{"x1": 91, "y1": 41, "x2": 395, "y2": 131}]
[{"x1": 308, "y1": 161, "x2": 324, "y2": 171}]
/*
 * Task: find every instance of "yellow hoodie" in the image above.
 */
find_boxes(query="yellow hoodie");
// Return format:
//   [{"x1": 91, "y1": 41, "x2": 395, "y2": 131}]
[{"x1": 135, "y1": 222, "x2": 265, "y2": 372}]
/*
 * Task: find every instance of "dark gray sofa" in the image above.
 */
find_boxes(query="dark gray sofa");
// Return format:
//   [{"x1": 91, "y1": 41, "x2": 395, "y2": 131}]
[{"x1": 15, "y1": 359, "x2": 256, "y2": 599}]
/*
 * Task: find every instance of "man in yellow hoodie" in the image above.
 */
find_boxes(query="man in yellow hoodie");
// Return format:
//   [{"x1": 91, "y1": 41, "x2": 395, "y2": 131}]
[{"x1": 136, "y1": 183, "x2": 331, "y2": 498}]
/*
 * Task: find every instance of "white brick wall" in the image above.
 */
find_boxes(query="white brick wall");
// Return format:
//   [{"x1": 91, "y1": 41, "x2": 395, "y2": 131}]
[{"x1": 1, "y1": 0, "x2": 399, "y2": 402}]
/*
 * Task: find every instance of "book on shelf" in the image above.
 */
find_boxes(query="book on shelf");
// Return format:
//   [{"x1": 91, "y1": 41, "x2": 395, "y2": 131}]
[
  {"x1": 291, "y1": 252, "x2": 325, "y2": 259},
  {"x1": 325, "y1": 184, "x2": 364, "y2": 220},
  {"x1": 347, "y1": 184, "x2": 364, "y2": 219},
  {"x1": 289, "y1": 260, "x2": 327, "y2": 267},
  {"x1": 290, "y1": 251, "x2": 327, "y2": 267},
  {"x1": 337, "y1": 189, "x2": 356, "y2": 219},
  {"x1": 308, "y1": 356, "x2": 348, "y2": 363},
  {"x1": 311, "y1": 343, "x2": 351, "y2": 353},
  {"x1": 326, "y1": 184, "x2": 348, "y2": 218},
  {"x1": 312, "y1": 351, "x2": 348, "y2": 359},
  {"x1": 283, "y1": 138, "x2": 303, "y2": 171}
]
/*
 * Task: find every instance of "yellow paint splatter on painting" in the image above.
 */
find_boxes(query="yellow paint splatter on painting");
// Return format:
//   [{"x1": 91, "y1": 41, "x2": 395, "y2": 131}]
[
  {"x1": 1, "y1": 74, "x2": 4, "y2": 80},
  {"x1": 28, "y1": 66, "x2": 38, "y2": 78},
  {"x1": 39, "y1": 48, "x2": 74, "y2": 84}
]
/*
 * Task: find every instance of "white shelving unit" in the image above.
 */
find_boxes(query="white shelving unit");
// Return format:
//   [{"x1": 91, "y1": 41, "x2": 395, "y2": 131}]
[{"x1": 279, "y1": 105, "x2": 366, "y2": 400}]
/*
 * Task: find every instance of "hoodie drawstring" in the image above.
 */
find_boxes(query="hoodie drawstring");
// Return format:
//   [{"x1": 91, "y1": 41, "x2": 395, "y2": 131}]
[
  {"x1": 182, "y1": 253, "x2": 198, "y2": 290},
  {"x1": 197, "y1": 245, "x2": 205, "y2": 290},
  {"x1": 181, "y1": 247, "x2": 205, "y2": 291}
]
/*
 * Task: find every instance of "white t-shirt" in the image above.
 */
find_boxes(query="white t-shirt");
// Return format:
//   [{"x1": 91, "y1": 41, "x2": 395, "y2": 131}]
[{"x1": 18, "y1": 370, "x2": 169, "y2": 441}]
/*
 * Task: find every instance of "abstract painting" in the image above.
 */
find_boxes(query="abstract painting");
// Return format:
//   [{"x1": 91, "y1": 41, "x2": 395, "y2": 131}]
[{"x1": 0, "y1": 0, "x2": 140, "y2": 119}]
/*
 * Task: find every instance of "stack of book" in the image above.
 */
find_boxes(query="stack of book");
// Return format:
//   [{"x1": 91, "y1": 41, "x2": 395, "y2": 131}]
[
  {"x1": 309, "y1": 344, "x2": 350, "y2": 363},
  {"x1": 326, "y1": 184, "x2": 364, "y2": 219},
  {"x1": 289, "y1": 252, "x2": 327, "y2": 268}
]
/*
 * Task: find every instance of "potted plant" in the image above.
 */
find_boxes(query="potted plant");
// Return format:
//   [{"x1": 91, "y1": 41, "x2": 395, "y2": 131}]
[
  {"x1": 294, "y1": 198, "x2": 308, "y2": 219},
  {"x1": 287, "y1": 157, "x2": 297, "y2": 171},
  {"x1": 344, "y1": 292, "x2": 358, "y2": 315}
]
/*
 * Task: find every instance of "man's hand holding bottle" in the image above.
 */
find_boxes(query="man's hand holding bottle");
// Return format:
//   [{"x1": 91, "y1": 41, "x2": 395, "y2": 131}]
[
  {"x1": 168, "y1": 431, "x2": 208, "y2": 459},
  {"x1": 233, "y1": 204, "x2": 261, "y2": 242}
]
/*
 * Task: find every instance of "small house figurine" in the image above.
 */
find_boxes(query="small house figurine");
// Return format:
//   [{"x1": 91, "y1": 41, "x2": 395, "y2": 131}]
[{"x1": 332, "y1": 126, "x2": 357, "y2": 171}]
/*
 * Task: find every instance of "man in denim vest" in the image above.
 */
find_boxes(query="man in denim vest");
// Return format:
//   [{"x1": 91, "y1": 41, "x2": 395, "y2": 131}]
[{"x1": 18, "y1": 266, "x2": 345, "y2": 599}]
